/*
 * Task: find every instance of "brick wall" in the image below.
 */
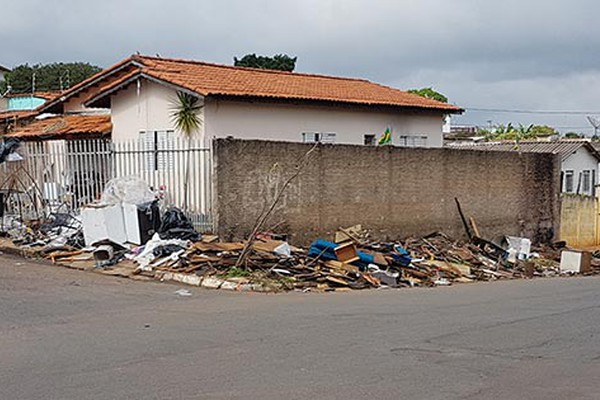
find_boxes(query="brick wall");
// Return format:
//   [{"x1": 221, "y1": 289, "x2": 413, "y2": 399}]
[{"x1": 213, "y1": 139, "x2": 561, "y2": 245}]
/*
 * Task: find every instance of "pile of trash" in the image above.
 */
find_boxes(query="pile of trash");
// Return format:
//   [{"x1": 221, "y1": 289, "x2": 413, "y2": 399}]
[
  {"x1": 12, "y1": 215, "x2": 599, "y2": 292},
  {"x1": 2, "y1": 177, "x2": 600, "y2": 293}
]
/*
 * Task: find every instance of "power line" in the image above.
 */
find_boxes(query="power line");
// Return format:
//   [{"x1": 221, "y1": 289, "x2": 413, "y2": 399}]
[{"x1": 465, "y1": 107, "x2": 600, "y2": 115}]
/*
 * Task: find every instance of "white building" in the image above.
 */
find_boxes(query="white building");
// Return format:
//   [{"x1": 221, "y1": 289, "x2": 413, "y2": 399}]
[
  {"x1": 35, "y1": 54, "x2": 462, "y2": 147},
  {"x1": 450, "y1": 140, "x2": 600, "y2": 196}
]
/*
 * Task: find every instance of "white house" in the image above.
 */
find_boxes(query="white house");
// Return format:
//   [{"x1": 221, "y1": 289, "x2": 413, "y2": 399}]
[
  {"x1": 450, "y1": 140, "x2": 600, "y2": 196},
  {"x1": 32, "y1": 54, "x2": 462, "y2": 147}
]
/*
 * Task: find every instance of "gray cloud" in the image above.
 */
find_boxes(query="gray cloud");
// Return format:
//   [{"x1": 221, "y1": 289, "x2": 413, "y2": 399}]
[{"x1": 3, "y1": 0, "x2": 600, "y2": 133}]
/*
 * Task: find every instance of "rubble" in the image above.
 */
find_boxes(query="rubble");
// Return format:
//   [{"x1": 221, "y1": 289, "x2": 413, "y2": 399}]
[{"x1": 1, "y1": 177, "x2": 599, "y2": 293}]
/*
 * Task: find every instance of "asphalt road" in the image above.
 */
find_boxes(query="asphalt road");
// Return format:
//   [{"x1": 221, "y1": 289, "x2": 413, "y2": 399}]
[{"x1": 1, "y1": 255, "x2": 600, "y2": 400}]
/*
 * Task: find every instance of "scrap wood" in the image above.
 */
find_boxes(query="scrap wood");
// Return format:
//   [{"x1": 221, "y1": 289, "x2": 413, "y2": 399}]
[
  {"x1": 334, "y1": 225, "x2": 366, "y2": 244},
  {"x1": 46, "y1": 250, "x2": 84, "y2": 259},
  {"x1": 324, "y1": 260, "x2": 360, "y2": 274},
  {"x1": 325, "y1": 276, "x2": 350, "y2": 286},
  {"x1": 361, "y1": 272, "x2": 381, "y2": 287}
]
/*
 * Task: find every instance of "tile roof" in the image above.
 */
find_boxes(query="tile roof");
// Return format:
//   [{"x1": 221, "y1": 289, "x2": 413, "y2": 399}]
[
  {"x1": 136, "y1": 56, "x2": 462, "y2": 112},
  {"x1": 0, "y1": 110, "x2": 37, "y2": 120},
  {"x1": 450, "y1": 139, "x2": 600, "y2": 161},
  {"x1": 7, "y1": 115, "x2": 112, "y2": 140},
  {"x1": 0, "y1": 65, "x2": 10, "y2": 72},
  {"x1": 37, "y1": 56, "x2": 141, "y2": 113},
  {"x1": 57, "y1": 54, "x2": 461, "y2": 113}
]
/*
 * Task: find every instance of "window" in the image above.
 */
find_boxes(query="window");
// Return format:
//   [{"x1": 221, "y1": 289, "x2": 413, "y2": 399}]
[
  {"x1": 364, "y1": 134, "x2": 376, "y2": 146},
  {"x1": 564, "y1": 170, "x2": 574, "y2": 193},
  {"x1": 398, "y1": 135, "x2": 428, "y2": 147},
  {"x1": 302, "y1": 132, "x2": 336, "y2": 143},
  {"x1": 139, "y1": 130, "x2": 175, "y2": 171},
  {"x1": 582, "y1": 170, "x2": 591, "y2": 193}
]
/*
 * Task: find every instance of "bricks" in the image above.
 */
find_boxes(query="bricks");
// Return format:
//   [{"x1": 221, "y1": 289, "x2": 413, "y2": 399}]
[{"x1": 214, "y1": 139, "x2": 560, "y2": 245}]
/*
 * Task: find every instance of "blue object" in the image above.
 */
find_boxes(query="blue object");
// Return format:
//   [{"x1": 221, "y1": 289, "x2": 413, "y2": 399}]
[
  {"x1": 308, "y1": 239, "x2": 377, "y2": 270},
  {"x1": 308, "y1": 239, "x2": 338, "y2": 261},
  {"x1": 392, "y1": 245, "x2": 412, "y2": 266}
]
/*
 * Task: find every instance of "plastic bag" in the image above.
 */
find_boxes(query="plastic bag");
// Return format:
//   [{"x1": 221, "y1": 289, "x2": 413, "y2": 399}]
[
  {"x1": 0, "y1": 138, "x2": 21, "y2": 164},
  {"x1": 158, "y1": 207, "x2": 201, "y2": 241},
  {"x1": 100, "y1": 176, "x2": 156, "y2": 205}
]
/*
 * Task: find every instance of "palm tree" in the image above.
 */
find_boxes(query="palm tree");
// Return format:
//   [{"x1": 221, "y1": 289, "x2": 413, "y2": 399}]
[{"x1": 170, "y1": 91, "x2": 203, "y2": 210}]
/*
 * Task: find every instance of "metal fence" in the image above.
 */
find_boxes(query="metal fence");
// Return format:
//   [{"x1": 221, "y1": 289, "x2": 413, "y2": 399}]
[{"x1": 0, "y1": 138, "x2": 213, "y2": 231}]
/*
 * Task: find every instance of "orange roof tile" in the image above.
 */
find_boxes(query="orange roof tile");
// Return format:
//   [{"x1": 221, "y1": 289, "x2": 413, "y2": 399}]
[
  {"x1": 135, "y1": 55, "x2": 462, "y2": 112},
  {"x1": 0, "y1": 110, "x2": 37, "y2": 120},
  {"x1": 37, "y1": 56, "x2": 140, "y2": 113},
  {"x1": 7, "y1": 115, "x2": 111, "y2": 139},
  {"x1": 74, "y1": 55, "x2": 462, "y2": 113}
]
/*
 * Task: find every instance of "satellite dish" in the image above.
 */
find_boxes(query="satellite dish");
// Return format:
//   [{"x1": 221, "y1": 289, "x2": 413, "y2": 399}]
[{"x1": 586, "y1": 116, "x2": 600, "y2": 139}]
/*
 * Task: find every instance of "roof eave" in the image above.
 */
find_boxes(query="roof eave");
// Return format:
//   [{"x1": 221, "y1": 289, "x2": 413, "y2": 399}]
[
  {"x1": 208, "y1": 93, "x2": 463, "y2": 114},
  {"x1": 36, "y1": 58, "x2": 143, "y2": 113},
  {"x1": 85, "y1": 72, "x2": 205, "y2": 108}
]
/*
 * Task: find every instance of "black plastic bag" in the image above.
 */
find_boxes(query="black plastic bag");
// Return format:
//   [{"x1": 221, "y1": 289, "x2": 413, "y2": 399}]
[
  {"x1": 152, "y1": 244, "x2": 186, "y2": 258},
  {"x1": 158, "y1": 207, "x2": 201, "y2": 241}
]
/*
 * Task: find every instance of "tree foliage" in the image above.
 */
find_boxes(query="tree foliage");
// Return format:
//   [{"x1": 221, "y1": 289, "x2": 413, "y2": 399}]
[
  {"x1": 170, "y1": 91, "x2": 203, "y2": 210},
  {"x1": 407, "y1": 87, "x2": 448, "y2": 103},
  {"x1": 233, "y1": 54, "x2": 297, "y2": 72},
  {"x1": 0, "y1": 62, "x2": 102, "y2": 94},
  {"x1": 170, "y1": 92, "x2": 203, "y2": 138},
  {"x1": 564, "y1": 132, "x2": 584, "y2": 139},
  {"x1": 477, "y1": 123, "x2": 559, "y2": 141}
]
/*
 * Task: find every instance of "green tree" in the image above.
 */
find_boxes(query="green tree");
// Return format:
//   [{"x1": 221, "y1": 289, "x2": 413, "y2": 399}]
[
  {"x1": 480, "y1": 123, "x2": 559, "y2": 142},
  {"x1": 233, "y1": 54, "x2": 297, "y2": 72},
  {"x1": 0, "y1": 62, "x2": 102, "y2": 94},
  {"x1": 564, "y1": 132, "x2": 584, "y2": 139},
  {"x1": 530, "y1": 125, "x2": 558, "y2": 137},
  {"x1": 170, "y1": 92, "x2": 203, "y2": 210},
  {"x1": 407, "y1": 87, "x2": 448, "y2": 103}
]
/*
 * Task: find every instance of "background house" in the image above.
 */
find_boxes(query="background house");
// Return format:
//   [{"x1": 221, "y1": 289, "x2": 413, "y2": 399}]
[
  {"x1": 35, "y1": 55, "x2": 463, "y2": 148},
  {"x1": 3, "y1": 55, "x2": 462, "y2": 225},
  {"x1": 0, "y1": 92, "x2": 57, "y2": 112},
  {"x1": 451, "y1": 140, "x2": 600, "y2": 196}
]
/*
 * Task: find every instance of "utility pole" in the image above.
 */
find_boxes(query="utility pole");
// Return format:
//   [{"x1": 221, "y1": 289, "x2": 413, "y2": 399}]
[{"x1": 586, "y1": 116, "x2": 600, "y2": 140}]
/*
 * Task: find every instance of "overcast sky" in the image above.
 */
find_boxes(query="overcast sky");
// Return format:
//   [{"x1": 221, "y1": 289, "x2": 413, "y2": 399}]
[{"x1": 3, "y1": 0, "x2": 600, "y2": 134}]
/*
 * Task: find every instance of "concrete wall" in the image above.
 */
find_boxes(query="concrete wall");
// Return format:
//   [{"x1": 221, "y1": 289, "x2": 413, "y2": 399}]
[
  {"x1": 214, "y1": 139, "x2": 561, "y2": 245},
  {"x1": 561, "y1": 148, "x2": 599, "y2": 195},
  {"x1": 204, "y1": 98, "x2": 444, "y2": 147},
  {"x1": 110, "y1": 79, "x2": 205, "y2": 141},
  {"x1": 560, "y1": 195, "x2": 598, "y2": 247}
]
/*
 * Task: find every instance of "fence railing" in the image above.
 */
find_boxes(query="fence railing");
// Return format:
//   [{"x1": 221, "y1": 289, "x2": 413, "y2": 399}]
[{"x1": 0, "y1": 138, "x2": 213, "y2": 232}]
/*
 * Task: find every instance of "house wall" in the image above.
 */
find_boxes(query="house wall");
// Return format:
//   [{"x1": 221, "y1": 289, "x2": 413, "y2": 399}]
[
  {"x1": 110, "y1": 79, "x2": 205, "y2": 141},
  {"x1": 213, "y1": 139, "x2": 561, "y2": 245},
  {"x1": 561, "y1": 148, "x2": 599, "y2": 195},
  {"x1": 204, "y1": 98, "x2": 444, "y2": 147},
  {"x1": 107, "y1": 78, "x2": 445, "y2": 147}
]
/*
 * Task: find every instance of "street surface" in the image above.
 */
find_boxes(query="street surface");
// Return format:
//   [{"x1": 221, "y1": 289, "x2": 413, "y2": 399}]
[{"x1": 1, "y1": 254, "x2": 600, "y2": 399}]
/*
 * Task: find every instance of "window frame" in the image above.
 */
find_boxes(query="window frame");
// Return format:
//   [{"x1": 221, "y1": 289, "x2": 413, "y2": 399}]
[
  {"x1": 564, "y1": 170, "x2": 574, "y2": 193},
  {"x1": 398, "y1": 135, "x2": 428, "y2": 147},
  {"x1": 364, "y1": 134, "x2": 376, "y2": 146},
  {"x1": 582, "y1": 170, "x2": 591, "y2": 193},
  {"x1": 302, "y1": 131, "x2": 337, "y2": 144},
  {"x1": 139, "y1": 130, "x2": 175, "y2": 172}
]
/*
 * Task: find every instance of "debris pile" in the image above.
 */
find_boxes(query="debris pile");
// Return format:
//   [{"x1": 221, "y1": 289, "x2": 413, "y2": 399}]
[
  {"x1": 1, "y1": 175, "x2": 599, "y2": 293},
  {"x1": 15, "y1": 219, "x2": 597, "y2": 292}
]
